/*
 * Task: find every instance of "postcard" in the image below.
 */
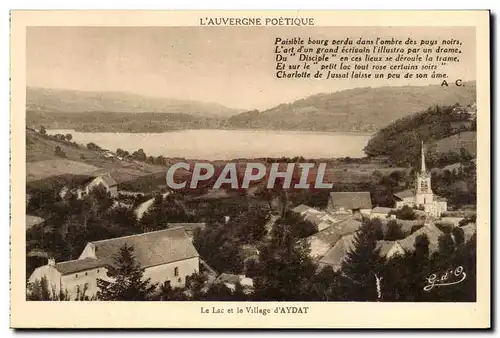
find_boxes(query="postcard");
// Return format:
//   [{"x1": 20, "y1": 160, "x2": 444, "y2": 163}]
[{"x1": 10, "y1": 10, "x2": 490, "y2": 328}]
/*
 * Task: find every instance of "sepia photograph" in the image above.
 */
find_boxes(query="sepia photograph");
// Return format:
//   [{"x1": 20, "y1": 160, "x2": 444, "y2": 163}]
[{"x1": 10, "y1": 10, "x2": 490, "y2": 329}]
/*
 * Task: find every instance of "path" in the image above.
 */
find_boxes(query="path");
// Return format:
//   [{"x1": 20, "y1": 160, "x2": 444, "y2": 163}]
[{"x1": 134, "y1": 192, "x2": 170, "y2": 220}]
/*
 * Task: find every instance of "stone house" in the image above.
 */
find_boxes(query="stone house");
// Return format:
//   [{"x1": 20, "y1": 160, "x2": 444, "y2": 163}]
[{"x1": 28, "y1": 227, "x2": 200, "y2": 300}]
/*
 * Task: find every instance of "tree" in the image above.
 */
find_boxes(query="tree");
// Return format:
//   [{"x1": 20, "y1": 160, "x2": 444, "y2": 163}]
[
  {"x1": 337, "y1": 222, "x2": 384, "y2": 301},
  {"x1": 385, "y1": 220, "x2": 405, "y2": 241},
  {"x1": 39, "y1": 125, "x2": 47, "y2": 135},
  {"x1": 65, "y1": 133, "x2": 73, "y2": 141},
  {"x1": 54, "y1": 146, "x2": 66, "y2": 158},
  {"x1": 132, "y1": 149, "x2": 147, "y2": 161},
  {"x1": 390, "y1": 205, "x2": 416, "y2": 220},
  {"x1": 96, "y1": 244, "x2": 157, "y2": 300},
  {"x1": 193, "y1": 225, "x2": 244, "y2": 274},
  {"x1": 27, "y1": 277, "x2": 70, "y2": 301},
  {"x1": 252, "y1": 222, "x2": 318, "y2": 301},
  {"x1": 87, "y1": 142, "x2": 101, "y2": 151}
]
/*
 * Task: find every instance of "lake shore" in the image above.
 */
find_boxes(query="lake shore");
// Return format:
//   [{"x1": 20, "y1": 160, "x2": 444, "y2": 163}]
[{"x1": 46, "y1": 128, "x2": 373, "y2": 161}]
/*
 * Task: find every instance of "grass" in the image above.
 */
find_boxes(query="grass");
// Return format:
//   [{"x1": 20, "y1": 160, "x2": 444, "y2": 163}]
[
  {"x1": 26, "y1": 128, "x2": 166, "y2": 184},
  {"x1": 435, "y1": 131, "x2": 476, "y2": 156},
  {"x1": 26, "y1": 159, "x2": 100, "y2": 182}
]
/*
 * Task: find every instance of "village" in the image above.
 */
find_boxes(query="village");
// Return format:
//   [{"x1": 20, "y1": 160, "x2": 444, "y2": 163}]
[{"x1": 26, "y1": 137, "x2": 477, "y2": 301}]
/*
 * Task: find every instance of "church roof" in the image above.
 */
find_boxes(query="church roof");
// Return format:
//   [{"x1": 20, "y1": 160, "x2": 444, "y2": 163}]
[{"x1": 393, "y1": 189, "x2": 414, "y2": 200}]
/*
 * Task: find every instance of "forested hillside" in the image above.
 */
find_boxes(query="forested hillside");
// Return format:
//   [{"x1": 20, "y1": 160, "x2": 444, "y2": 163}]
[
  {"x1": 226, "y1": 82, "x2": 476, "y2": 132},
  {"x1": 364, "y1": 104, "x2": 476, "y2": 167}
]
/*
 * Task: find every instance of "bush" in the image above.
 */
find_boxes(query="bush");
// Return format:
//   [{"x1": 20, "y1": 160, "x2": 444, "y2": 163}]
[{"x1": 54, "y1": 146, "x2": 66, "y2": 158}]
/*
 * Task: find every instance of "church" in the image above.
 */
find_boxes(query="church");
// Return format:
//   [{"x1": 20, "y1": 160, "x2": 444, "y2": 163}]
[{"x1": 393, "y1": 143, "x2": 447, "y2": 217}]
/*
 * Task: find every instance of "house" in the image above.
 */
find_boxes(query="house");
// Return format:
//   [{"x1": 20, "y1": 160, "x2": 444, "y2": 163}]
[
  {"x1": 378, "y1": 221, "x2": 444, "y2": 259},
  {"x1": 328, "y1": 192, "x2": 373, "y2": 217},
  {"x1": 28, "y1": 227, "x2": 200, "y2": 300},
  {"x1": 460, "y1": 223, "x2": 477, "y2": 243},
  {"x1": 318, "y1": 232, "x2": 358, "y2": 271},
  {"x1": 393, "y1": 143, "x2": 447, "y2": 217},
  {"x1": 291, "y1": 204, "x2": 352, "y2": 232},
  {"x1": 28, "y1": 257, "x2": 108, "y2": 300},
  {"x1": 439, "y1": 217, "x2": 465, "y2": 227},
  {"x1": 213, "y1": 273, "x2": 254, "y2": 294},
  {"x1": 305, "y1": 218, "x2": 363, "y2": 260},
  {"x1": 85, "y1": 173, "x2": 118, "y2": 197},
  {"x1": 370, "y1": 207, "x2": 395, "y2": 220},
  {"x1": 26, "y1": 215, "x2": 45, "y2": 230},
  {"x1": 59, "y1": 173, "x2": 118, "y2": 200},
  {"x1": 375, "y1": 240, "x2": 405, "y2": 259}
]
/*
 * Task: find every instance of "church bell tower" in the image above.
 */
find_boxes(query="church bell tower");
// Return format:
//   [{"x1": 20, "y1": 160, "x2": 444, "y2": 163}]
[{"x1": 415, "y1": 142, "x2": 433, "y2": 205}]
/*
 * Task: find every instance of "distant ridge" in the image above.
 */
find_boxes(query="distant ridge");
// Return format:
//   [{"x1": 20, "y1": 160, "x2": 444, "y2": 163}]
[
  {"x1": 27, "y1": 87, "x2": 243, "y2": 118},
  {"x1": 27, "y1": 82, "x2": 476, "y2": 133},
  {"x1": 225, "y1": 82, "x2": 476, "y2": 132}
]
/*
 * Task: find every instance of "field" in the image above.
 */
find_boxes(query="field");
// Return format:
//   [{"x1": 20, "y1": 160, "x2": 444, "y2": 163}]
[
  {"x1": 119, "y1": 160, "x2": 406, "y2": 193},
  {"x1": 26, "y1": 128, "x2": 166, "y2": 184},
  {"x1": 27, "y1": 159, "x2": 100, "y2": 182},
  {"x1": 435, "y1": 131, "x2": 477, "y2": 156}
]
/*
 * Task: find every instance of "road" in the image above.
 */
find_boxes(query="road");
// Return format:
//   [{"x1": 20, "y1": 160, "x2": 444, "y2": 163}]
[{"x1": 134, "y1": 192, "x2": 170, "y2": 220}]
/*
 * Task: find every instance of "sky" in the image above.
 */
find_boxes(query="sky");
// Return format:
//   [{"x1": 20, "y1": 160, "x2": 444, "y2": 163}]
[{"x1": 26, "y1": 26, "x2": 476, "y2": 110}]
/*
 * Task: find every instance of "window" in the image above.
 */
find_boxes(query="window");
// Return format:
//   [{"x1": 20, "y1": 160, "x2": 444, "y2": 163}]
[
  {"x1": 75, "y1": 274, "x2": 78, "y2": 278},
  {"x1": 76, "y1": 285, "x2": 80, "y2": 294},
  {"x1": 97, "y1": 269, "x2": 100, "y2": 273},
  {"x1": 174, "y1": 267, "x2": 179, "y2": 277},
  {"x1": 85, "y1": 272, "x2": 88, "y2": 276},
  {"x1": 84, "y1": 283, "x2": 89, "y2": 290}
]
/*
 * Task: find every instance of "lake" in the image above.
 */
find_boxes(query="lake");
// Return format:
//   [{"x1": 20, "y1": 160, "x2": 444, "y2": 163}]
[{"x1": 47, "y1": 129, "x2": 372, "y2": 160}]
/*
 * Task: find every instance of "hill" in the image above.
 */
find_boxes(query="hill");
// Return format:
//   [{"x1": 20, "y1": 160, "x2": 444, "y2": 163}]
[
  {"x1": 27, "y1": 87, "x2": 242, "y2": 118},
  {"x1": 26, "y1": 110, "x2": 221, "y2": 133},
  {"x1": 364, "y1": 103, "x2": 477, "y2": 167},
  {"x1": 26, "y1": 128, "x2": 166, "y2": 185},
  {"x1": 225, "y1": 82, "x2": 476, "y2": 132},
  {"x1": 435, "y1": 131, "x2": 477, "y2": 157}
]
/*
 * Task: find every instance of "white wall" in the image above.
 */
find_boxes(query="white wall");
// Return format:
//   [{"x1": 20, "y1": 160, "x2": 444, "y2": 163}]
[
  {"x1": 144, "y1": 256, "x2": 200, "y2": 288},
  {"x1": 61, "y1": 267, "x2": 109, "y2": 300},
  {"x1": 29, "y1": 265, "x2": 62, "y2": 297}
]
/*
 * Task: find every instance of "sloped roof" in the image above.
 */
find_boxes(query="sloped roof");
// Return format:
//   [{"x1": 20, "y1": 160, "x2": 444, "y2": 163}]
[
  {"x1": 394, "y1": 189, "x2": 414, "y2": 200},
  {"x1": 375, "y1": 240, "x2": 397, "y2": 258},
  {"x1": 26, "y1": 215, "x2": 45, "y2": 229},
  {"x1": 306, "y1": 226, "x2": 343, "y2": 259},
  {"x1": 215, "y1": 273, "x2": 240, "y2": 285},
  {"x1": 329, "y1": 192, "x2": 372, "y2": 210},
  {"x1": 396, "y1": 223, "x2": 444, "y2": 255},
  {"x1": 372, "y1": 207, "x2": 393, "y2": 214},
  {"x1": 305, "y1": 217, "x2": 362, "y2": 259},
  {"x1": 337, "y1": 219, "x2": 363, "y2": 235},
  {"x1": 319, "y1": 233, "x2": 357, "y2": 267},
  {"x1": 90, "y1": 227, "x2": 199, "y2": 269},
  {"x1": 291, "y1": 204, "x2": 311, "y2": 214},
  {"x1": 461, "y1": 223, "x2": 477, "y2": 242},
  {"x1": 27, "y1": 249, "x2": 49, "y2": 258},
  {"x1": 55, "y1": 257, "x2": 107, "y2": 275},
  {"x1": 168, "y1": 223, "x2": 206, "y2": 233},
  {"x1": 99, "y1": 174, "x2": 117, "y2": 187}
]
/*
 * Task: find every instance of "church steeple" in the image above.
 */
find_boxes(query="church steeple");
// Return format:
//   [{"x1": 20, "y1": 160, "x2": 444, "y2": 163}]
[{"x1": 420, "y1": 141, "x2": 426, "y2": 173}]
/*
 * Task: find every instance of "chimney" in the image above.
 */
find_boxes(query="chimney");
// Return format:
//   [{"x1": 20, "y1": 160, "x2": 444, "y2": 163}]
[{"x1": 48, "y1": 257, "x2": 56, "y2": 267}]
